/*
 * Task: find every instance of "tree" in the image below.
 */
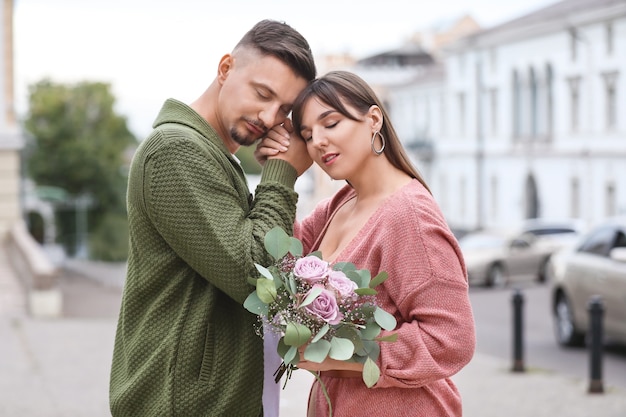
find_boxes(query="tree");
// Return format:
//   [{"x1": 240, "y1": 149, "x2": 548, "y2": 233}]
[{"x1": 24, "y1": 79, "x2": 138, "y2": 260}]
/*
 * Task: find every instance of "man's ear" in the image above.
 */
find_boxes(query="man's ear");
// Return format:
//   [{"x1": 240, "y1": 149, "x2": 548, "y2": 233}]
[
  {"x1": 217, "y1": 54, "x2": 234, "y2": 84},
  {"x1": 368, "y1": 105, "x2": 383, "y2": 131}
]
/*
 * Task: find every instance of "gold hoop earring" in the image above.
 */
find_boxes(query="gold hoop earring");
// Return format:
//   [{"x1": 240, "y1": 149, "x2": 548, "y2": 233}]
[{"x1": 371, "y1": 131, "x2": 385, "y2": 155}]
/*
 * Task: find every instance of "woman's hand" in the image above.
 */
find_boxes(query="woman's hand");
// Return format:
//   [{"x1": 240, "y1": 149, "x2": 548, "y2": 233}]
[
  {"x1": 254, "y1": 119, "x2": 293, "y2": 165},
  {"x1": 255, "y1": 118, "x2": 312, "y2": 176}
]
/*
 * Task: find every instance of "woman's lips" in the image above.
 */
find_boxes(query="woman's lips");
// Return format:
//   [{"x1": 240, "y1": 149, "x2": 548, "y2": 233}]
[{"x1": 322, "y1": 153, "x2": 338, "y2": 165}]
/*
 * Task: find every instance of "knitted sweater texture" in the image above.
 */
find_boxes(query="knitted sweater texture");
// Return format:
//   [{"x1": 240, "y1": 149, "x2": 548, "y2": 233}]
[
  {"x1": 295, "y1": 180, "x2": 476, "y2": 417},
  {"x1": 109, "y1": 99, "x2": 299, "y2": 416}
]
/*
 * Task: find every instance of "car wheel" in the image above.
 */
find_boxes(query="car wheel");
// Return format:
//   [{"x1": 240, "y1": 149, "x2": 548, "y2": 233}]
[
  {"x1": 554, "y1": 294, "x2": 585, "y2": 347},
  {"x1": 486, "y1": 264, "x2": 506, "y2": 287}
]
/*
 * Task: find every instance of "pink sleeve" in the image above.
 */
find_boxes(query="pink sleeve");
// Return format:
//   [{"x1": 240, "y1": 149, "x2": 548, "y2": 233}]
[{"x1": 372, "y1": 198, "x2": 475, "y2": 389}]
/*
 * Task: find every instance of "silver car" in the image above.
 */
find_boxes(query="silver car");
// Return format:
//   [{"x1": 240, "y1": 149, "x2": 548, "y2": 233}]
[
  {"x1": 459, "y1": 219, "x2": 583, "y2": 287},
  {"x1": 550, "y1": 217, "x2": 626, "y2": 347}
]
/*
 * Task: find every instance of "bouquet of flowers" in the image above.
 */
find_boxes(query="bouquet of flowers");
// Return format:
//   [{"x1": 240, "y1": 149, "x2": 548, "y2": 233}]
[{"x1": 244, "y1": 227, "x2": 397, "y2": 391}]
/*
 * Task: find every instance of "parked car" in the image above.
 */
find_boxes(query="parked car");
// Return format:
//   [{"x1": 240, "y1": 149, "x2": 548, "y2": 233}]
[
  {"x1": 549, "y1": 217, "x2": 626, "y2": 347},
  {"x1": 459, "y1": 219, "x2": 583, "y2": 287}
]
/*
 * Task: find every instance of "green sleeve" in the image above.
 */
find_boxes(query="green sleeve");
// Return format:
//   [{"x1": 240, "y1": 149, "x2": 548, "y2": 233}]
[{"x1": 144, "y1": 136, "x2": 298, "y2": 303}]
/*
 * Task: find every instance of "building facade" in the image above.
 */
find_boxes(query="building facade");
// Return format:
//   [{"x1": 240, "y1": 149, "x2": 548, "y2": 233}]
[
  {"x1": 0, "y1": 0, "x2": 23, "y2": 238},
  {"x1": 386, "y1": 0, "x2": 626, "y2": 231}
]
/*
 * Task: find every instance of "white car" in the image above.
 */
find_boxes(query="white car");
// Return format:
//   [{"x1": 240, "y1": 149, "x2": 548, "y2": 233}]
[
  {"x1": 550, "y1": 217, "x2": 626, "y2": 347},
  {"x1": 459, "y1": 219, "x2": 583, "y2": 287}
]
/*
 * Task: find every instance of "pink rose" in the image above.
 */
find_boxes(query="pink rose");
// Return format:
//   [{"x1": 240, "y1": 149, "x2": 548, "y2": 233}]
[
  {"x1": 327, "y1": 270, "x2": 358, "y2": 299},
  {"x1": 305, "y1": 285, "x2": 344, "y2": 325},
  {"x1": 294, "y1": 256, "x2": 329, "y2": 284}
]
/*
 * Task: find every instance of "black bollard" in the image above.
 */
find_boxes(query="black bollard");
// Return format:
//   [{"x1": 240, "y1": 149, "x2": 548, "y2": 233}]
[
  {"x1": 511, "y1": 289, "x2": 525, "y2": 372},
  {"x1": 588, "y1": 295, "x2": 604, "y2": 394}
]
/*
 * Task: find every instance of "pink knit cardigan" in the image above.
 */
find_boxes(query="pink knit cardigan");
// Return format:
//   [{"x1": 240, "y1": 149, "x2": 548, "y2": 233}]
[{"x1": 294, "y1": 179, "x2": 476, "y2": 417}]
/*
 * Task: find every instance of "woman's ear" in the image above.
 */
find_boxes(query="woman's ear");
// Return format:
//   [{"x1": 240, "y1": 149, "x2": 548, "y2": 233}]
[{"x1": 368, "y1": 105, "x2": 384, "y2": 131}]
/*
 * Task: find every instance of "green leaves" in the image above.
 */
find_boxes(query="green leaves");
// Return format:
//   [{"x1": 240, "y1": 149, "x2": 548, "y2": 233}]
[
  {"x1": 329, "y1": 337, "x2": 355, "y2": 360},
  {"x1": 304, "y1": 340, "x2": 331, "y2": 363},
  {"x1": 247, "y1": 227, "x2": 400, "y2": 393},
  {"x1": 264, "y1": 227, "x2": 291, "y2": 259},
  {"x1": 284, "y1": 322, "x2": 312, "y2": 347},
  {"x1": 243, "y1": 292, "x2": 268, "y2": 315},
  {"x1": 363, "y1": 357, "x2": 381, "y2": 388},
  {"x1": 374, "y1": 307, "x2": 397, "y2": 331},
  {"x1": 264, "y1": 227, "x2": 303, "y2": 259},
  {"x1": 255, "y1": 278, "x2": 277, "y2": 304}
]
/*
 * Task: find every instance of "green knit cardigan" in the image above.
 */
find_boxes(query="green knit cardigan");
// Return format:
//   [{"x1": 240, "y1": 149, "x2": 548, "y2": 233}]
[{"x1": 110, "y1": 99, "x2": 299, "y2": 416}]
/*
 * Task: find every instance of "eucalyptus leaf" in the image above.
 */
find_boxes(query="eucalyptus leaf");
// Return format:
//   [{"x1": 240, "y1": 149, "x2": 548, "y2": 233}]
[
  {"x1": 256, "y1": 278, "x2": 277, "y2": 304},
  {"x1": 284, "y1": 345, "x2": 299, "y2": 365},
  {"x1": 332, "y1": 261, "x2": 356, "y2": 272},
  {"x1": 369, "y1": 271, "x2": 389, "y2": 288},
  {"x1": 345, "y1": 270, "x2": 364, "y2": 286},
  {"x1": 360, "y1": 322, "x2": 382, "y2": 340},
  {"x1": 329, "y1": 337, "x2": 355, "y2": 361},
  {"x1": 335, "y1": 326, "x2": 363, "y2": 352},
  {"x1": 289, "y1": 237, "x2": 303, "y2": 256},
  {"x1": 376, "y1": 332, "x2": 398, "y2": 343},
  {"x1": 355, "y1": 269, "x2": 371, "y2": 287},
  {"x1": 309, "y1": 250, "x2": 323, "y2": 259},
  {"x1": 304, "y1": 340, "x2": 331, "y2": 363},
  {"x1": 300, "y1": 286, "x2": 323, "y2": 308},
  {"x1": 374, "y1": 307, "x2": 397, "y2": 331},
  {"x1": 355, "y1": 288, "x2": 377, "y2": 296},
  {"x1": 264, "y1": 227, "x2": 291, "y2": 259},
  {"x1": 243, "y1": 292, "x2": 268, "y2": 315},
  {"x1": 358, "y1": 340, "x2": 381, "y2": 361},
  {"x1": 362, "y1": 357, "x2": 381, "y2": 388},
  {"x1": 311, "y1": 324, "x2": 330, "y2": 343},
  {"x1": 255, "y1": 264, "x2": 275, "y2": 280},
  {"x1": 284, "y1": 322, "x2": 312, "y2": 347},
  {"x1": 288, "y1": 274, "x2": 297, "y2": 295}
]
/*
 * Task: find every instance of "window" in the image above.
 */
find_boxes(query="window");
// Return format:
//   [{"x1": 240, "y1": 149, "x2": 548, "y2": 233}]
[
  {"x1": 570, "y1": 28, "x2": 578, "y2": 62},
  {"x1": 603, "y1": 72, "x2": 618, "y2": 130},
  {"x1": 568, "y1": 77, "x2": 581, "y2": 132},
  {"x1": 606, "y1": 182, "x2": 616, "y2": 217},
  {"x1": 459, "y1": 177, "x2": 467, "y2": 220},
  {"x1": 512, "y1": 70, "x2": 521, "y2": 139},
  {"x1": 458, "y1": 92, "x2": 466, "y2": 136},
  {"x1": 490, "y1": 176, "x2": 498, "y2": 220},
  {"x1": 606, "y1": 22, "x2": 614, "y2": 55},
  {"x1": 545, "y1": 64, "x2": 554, "y2": 139},
  {"x1": 490, "y1": 88, "x2": 498, "y2": 136},
  {"x1": 570, "y1": 177, "x2": 580, "y2": 218},
  {"x1": 489, "y1": 48, "x2": 497, "y2": 73},
  {"x1": 529, "y1": 68, "x2": 538, "y2": 138},
  {"x1": 578, "y1": 227, "x2": 616, "y2": 256}
]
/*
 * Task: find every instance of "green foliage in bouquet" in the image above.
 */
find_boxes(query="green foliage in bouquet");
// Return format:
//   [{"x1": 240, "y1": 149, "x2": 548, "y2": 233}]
[{"x1": 244, "y1": 226, "x2": 397, "y2": 389}]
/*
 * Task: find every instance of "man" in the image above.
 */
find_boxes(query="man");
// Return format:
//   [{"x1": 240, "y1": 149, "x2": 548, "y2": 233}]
[{"x1": 109, "y1": 19, "x2": 316, "y2": 416}]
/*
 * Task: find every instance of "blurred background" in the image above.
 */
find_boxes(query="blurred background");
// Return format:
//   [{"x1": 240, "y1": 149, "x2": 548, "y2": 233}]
[{"x1": 1, "y1": 0, "x2": 626, "y2": 416}]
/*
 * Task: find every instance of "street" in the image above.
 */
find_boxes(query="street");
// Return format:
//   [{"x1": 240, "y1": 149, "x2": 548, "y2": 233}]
[{"x1": 469, "y1": 282, "x2": 626, "y2": 390}]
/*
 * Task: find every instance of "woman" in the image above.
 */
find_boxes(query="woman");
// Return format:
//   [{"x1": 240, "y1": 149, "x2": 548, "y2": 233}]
[{"x1": 258, "y1": 71, "x2": 475, "y2": 417}]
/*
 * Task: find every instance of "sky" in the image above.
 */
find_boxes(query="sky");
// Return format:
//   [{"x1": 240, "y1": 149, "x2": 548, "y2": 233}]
[{"x1": 13, "y1": 0, "x2": 558, "y2": 138}]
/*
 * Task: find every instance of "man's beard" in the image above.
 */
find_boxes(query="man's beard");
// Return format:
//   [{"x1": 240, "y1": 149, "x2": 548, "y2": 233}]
[
  {"x1": 230, "y1": 119, "x2": 265, "y2": 147},
  {"x1": 230, "y1": 127, "x2": 257, "y2": 147}
]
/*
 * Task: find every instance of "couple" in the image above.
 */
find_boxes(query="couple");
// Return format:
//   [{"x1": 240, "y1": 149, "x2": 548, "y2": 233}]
[{"x1": 109, "y1": 19, "x2": 475, "y2": 417}]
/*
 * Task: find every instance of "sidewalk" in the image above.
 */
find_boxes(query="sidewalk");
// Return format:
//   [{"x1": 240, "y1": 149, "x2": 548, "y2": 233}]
[{"x1": 1, "y1": 255, "x2": 625, "y2": 416}]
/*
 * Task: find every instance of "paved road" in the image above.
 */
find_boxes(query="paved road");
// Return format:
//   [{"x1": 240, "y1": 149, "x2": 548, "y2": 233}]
[{"x1": 2, "y1": 258, "x2": 626, "y2": 416}]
